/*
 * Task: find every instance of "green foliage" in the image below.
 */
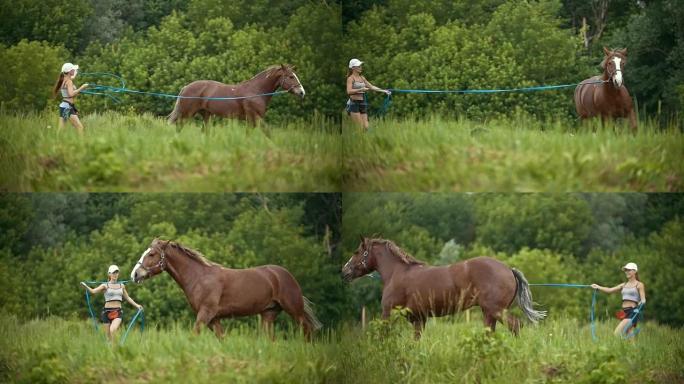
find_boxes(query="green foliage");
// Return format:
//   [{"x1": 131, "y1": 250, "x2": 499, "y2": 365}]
[
  {"x1": 0, "y1": 194, "x2": 347, "y2": 329},
  {"x1": 605, "y1": 0, "x2": 684, "y2": 127},
  {"x1": 0, "y1": 0, "x2": 93, "y2": 52},
  {"x1": 0, "y1": 112, "x2": 342, "y2": 192},
  {"x1": 341, "y1": 193, "x2": 684, "y2": 326},
  {"x1": 474, "y1": 194, "x2": 593, "y2": 257},
  {"x1": 344, "y1": 0, "x2": 589, "y2": 120},
  {"x1": 0, "y1": 40, "x2": 68, "y2": 112},
  {"x1": 341, "y1": 116, "x2": 684, "y2": 192}
]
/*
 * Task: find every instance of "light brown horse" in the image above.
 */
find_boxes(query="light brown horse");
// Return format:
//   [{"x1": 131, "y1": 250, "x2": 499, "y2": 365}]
[
  {"x1": 341, "y1": 237, "x2": 546, "y2": 339},
  {"x1": 574, "y1": 47, "x2": 637, "y2": 132},
  {"x1": 167, "y1": 64, "x2": 305, "y2": 126},
  {"x1": 131, "y1": 239, "x2": 321, "y2": 339}
]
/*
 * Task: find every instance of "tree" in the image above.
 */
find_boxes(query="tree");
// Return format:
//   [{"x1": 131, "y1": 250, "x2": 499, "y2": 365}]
[{"x1": 0, "y1": 41, "x2": 68, "y2": 112}]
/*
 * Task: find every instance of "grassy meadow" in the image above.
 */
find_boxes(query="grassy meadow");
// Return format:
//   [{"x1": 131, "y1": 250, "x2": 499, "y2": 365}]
[
  {"x1": 2, "y1": 313, "x2": 682, "y2": 384},
  {"x1": 341, "y1": 116, "x2": 684, "y2": 192},
  {"x1": 0, "y1": 112, "x2": 341, "y2": 192}
]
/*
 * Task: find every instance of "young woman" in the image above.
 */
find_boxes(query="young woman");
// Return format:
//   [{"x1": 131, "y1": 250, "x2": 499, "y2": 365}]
[
  {"x1": 53, "y1": 63, "x2": 89, "y2": 134},
  {"x1": 81, "y1": 265, "x2": 143, "y2": 342},
  {"x1": 345, "y1": 58, "x2": 391, "y2": 131},
  {"x1": 591, "y1": 262, "x2": 646, "y2": 337}
]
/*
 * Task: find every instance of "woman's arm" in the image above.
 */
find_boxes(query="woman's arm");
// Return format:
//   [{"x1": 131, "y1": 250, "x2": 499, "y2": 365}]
[
  {"x1": 591, "y1": 283, "x2": 624, "y2": 294},
  {"x1": 363, "y1": 78, "x2": 391, "y2": 95},
  {"x1": 65, "y1": 79, "x2": 89, "y2": 97},
  {"x1": 638, "y1": 282, "x2": 646, "y2": 305},
  {"x1": 123, "y1": 287, "x2": 143, "y2": 309},
  {"x1": 81, "y1": 282, "x2": 106, "y2": 294}
]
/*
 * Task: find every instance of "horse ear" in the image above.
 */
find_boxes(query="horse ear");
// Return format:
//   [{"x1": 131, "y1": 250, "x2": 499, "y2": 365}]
[
  {"x1": 603, "y1": 46, "x2": 611, "y2": 56},
  {"x1": 359, "y1": 234, "x2": 365, "y2": 244},
  {"x1": 618, "y1": 48, "x2": 627, "y2": 56}
]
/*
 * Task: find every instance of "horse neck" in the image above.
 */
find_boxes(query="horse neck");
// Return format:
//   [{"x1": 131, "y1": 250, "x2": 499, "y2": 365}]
[
  {"x1": 372, "y1": 245, "x2": 410, "y2": 283},
  {"x1": 244, "y1": 71, "x2": 281, "y2": 94},
  {"x1": 164, "y1": 248, "x2": 209, "y2": 293}
]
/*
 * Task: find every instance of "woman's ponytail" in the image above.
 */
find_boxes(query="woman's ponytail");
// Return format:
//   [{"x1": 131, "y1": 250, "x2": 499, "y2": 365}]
[{"x1": 53, "y1": 73, "x2": 65, "y2": 98}]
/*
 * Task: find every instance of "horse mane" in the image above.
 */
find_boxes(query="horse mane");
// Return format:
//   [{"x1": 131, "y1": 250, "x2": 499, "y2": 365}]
[
  {"x1": 170, "y1": 242, "x2": 221, "y2": 268},
  {"x1": 369, "y1": 238, "x2": 426, "y2": 266},
  {"x1": 251, "y1": 64, "x2": 293, "y2": 80},
  {"x1": 600, "y1": 48, "x2": 627, "y2": 69}
]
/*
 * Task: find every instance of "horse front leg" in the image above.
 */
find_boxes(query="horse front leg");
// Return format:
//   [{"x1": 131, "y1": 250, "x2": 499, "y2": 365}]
[
  {"x1": 193, "y1": 307, "x2": 217, "y2": 335},
  {"x1": 628, "y1": 109, "x2": 638, "y2": 134},
  {"x1": 411, "y1": 317, "x2": 426, "y2": 340}
]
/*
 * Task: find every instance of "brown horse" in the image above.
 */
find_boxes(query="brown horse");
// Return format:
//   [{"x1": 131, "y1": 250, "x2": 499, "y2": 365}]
[
  {"x1": 167, "y1": 64, "x2": 305, "y2": 126},
  {"x1": 131, "y1": 239, "x2": 321, "y2": 339},
  {"x1": 341, "y1": 237, "x2": 546, "y2": 339},
  {"x1": 574, "y1": 47, "x2": 637, "y2": 132}
]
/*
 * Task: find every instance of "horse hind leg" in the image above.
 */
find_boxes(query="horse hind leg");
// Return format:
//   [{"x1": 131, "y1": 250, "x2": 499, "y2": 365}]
[
  {"x1": 260, "y1": 308, "x2": 280, "y2": 341},
  {"x1": 209, "y1": 318, "x2": 224, "y2": 339},
  {"x1": 505, "y1": 312, "x2": 521, "y2": 336}
]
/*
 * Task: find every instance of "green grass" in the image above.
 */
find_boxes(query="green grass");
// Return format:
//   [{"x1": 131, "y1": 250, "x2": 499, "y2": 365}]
[
  {"x1": 2, "y1": 314, "x2": 682, "y2": 383},
  {"x1": 0, "y1": 111, "x2": 342, "y2": 191},
  {"x1": 341, "y1": 116, "x2": 684, "y2": 191}
]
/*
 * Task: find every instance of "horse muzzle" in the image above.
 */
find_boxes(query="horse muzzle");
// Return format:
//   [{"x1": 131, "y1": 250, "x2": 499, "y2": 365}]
[
  {"x1": 132, "y1": 270, "x2": 147, "y2": 283},
  {"x1": 612, "y1": 71, "x2": 624, "y2": 88}
]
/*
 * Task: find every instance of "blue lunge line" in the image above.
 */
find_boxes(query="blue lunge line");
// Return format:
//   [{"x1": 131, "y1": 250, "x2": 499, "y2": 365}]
[
  {"x1": 529, "y1": 283, "x2": 598, "y2": 341},
  {"x1": 77, "y1": 72, "x2": 289, "y2": 102},
  {"x1": 82, "y1": 280, "x2": 144, "y2": 345},
  {"x1": 120, "y1": 308, "x2": 144, "y2": 345},
  {"x1": 375, "y1": 80, "x2": 606, "y2": 115},
  {"x1": 622, "y1": 302, "x2": 645, "y2": 339},
  {"x1": 85, "y1": 83, "x2": 287, "y2": 101}
]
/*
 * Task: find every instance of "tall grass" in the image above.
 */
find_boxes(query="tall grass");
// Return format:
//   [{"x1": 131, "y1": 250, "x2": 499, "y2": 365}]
[
  {"x1": 0, "y1": 111, "x2": 342, "y2": 192},
  {"x1": 2, "y1": 313, "x2": 682, "y2": 383},
  {"x1": 341, "y1": 115, "x2": 683, "y2": 191}
]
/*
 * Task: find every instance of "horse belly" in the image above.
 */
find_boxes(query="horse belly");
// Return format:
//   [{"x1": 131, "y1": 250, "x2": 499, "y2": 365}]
[
  {"x1": 405, "y1": 270, "x2": 460, "y2": 317},
  {"x1": 217, "y1": 277, "x2": 273, "y2": 317}
]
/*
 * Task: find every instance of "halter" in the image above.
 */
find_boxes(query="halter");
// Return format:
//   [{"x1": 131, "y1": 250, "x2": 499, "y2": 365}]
[
  {"x1": 277, "y1": 69, "x2": 303, "y2": 93},
  {"x1": 605, "y1": 55, "x2": 624, "y2": 84},
  {"x1": 135, "y1": 241, "x2": 170, "y2": 278},
  {"x1": 360, "y1": 247, "x2": 370, "y2": 269}
]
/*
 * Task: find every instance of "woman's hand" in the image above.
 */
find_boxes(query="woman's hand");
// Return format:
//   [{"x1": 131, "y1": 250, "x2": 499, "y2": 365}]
[
  {"x1": 79, "y1": 83, "x2": 89, "y2": 90},
  {"x1": 136, "y1": 304, "x2": 143, "y2": 310},
  {"x1": 591, "y1": 284, "x2": 600, "y2": 290},
  {"x1": 384, "y1": 89, "x2": 392, "y2": 95}
]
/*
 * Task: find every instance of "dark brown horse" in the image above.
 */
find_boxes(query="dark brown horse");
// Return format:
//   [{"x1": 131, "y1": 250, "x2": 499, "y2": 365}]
[
  {"x1": 341, "y1": 237, "x2": 546, "y2": 339},
  {"x1": 574, "y1": 47, "x2": 637, "y2": 132},
  {"x1": 168, "y1": 64, "x2": 305, "y2": 126},
  {"x1": 131, "y1": 239, "x2": 321, "y2": 339}
]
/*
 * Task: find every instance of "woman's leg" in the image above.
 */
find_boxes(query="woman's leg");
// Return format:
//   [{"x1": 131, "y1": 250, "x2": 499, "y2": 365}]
[
  {"x1": 58, "y1": 117, "x2": 66, "y2": 131},
  {"x1": 102, "y1": 323, "x2": 112, "y2": 341},
  {"x1": 349, "y1": 112, "x2": 364, "y2": 128},
  {"x1": 613, "y1": 318, "x2": 632, "y2": 336},
  {"x1": 110, "y1": 317, "x2": 123, "y2": 334},
  {"x1": 69, "y1": 115, "x2": 84, "y2": 134},
  {"x1": 361, "y1": 113, "x2": 369, "y2": 130}
]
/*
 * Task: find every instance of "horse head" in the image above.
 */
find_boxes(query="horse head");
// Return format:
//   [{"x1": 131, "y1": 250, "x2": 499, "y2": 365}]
[
  {"x1": 277, "y1": 64, "x2": 305, "y2": 98},
  {"x1": 601, "y1": 47, "x2": 628, "y2": 88},
  {"x1": 341, "y1": 235, "x2": 376, "y2": 282},
  {"x1": 131, "y1": 238, "x2": 172, "y2": 283}
]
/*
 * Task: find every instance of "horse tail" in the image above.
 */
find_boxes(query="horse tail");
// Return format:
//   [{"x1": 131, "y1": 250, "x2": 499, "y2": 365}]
[
  {"x1": 167, "y1": 86, "x2": 186, "y2": 124},
  {"x1": 302, "y1": 296, "x2": 322, "y2": 331},
  {"x1": 511, "y1": 268, "x2": 547, "y2": 324}
]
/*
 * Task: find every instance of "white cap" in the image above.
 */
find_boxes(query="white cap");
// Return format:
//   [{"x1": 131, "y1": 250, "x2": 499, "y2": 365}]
[
  {"x1": 61, "y1": 63, "x2": 79, "y2": 73},
  {"x1": 108, "y1": 265, "x2": 120, "y2": 274},
  {"x1": 622, "y1": 262, "x2": 638, "y2": 271},
  {"x1": 348, "y1": 58, "x2": 363, "y2": 68}
]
